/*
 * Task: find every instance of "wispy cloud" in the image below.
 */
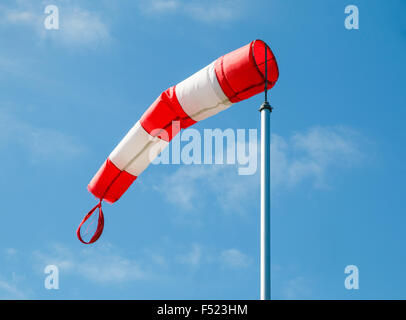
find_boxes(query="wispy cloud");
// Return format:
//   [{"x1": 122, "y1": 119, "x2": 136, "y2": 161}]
[
  {"x1": 2, "y1": 8, "x2": 36, "y2": 24},
  {"x1": 140, "y1": 0, "x2": 243, "y2": 23},
  {"x1": 176, "y1": 244, "x2": 251, "y2": 270},
  {"x1": 155, "y1": 125, "x2": 365, "y2": 213},
  {"x1": 0, "y1": 109, "x2": 86, "y2": 162},
  {"x1": 220, "y1": 249, "x2": 251, "y2": 268},
  {"x1": 282, "y1": 276, "x2": 313, "y2": 300},
  {"x1": 33, "y1": 242, "x2": 250, "y2": 285},
  {"x1": 0, "y1": 1, "x2": 111, "y2": 48},
  {"x1": 33, "y1": 243, "x2": 145, "y2": 284},
  {"x1": 272, "y1": 126, "x2": 364, "y2": 189},
  {"x1": 142, "y1": 0, "x2": 180, "y2": 13},
  {"x1": 155, "y1": 164, "x2": 256, "y2": 214},
  {"x1": 0, "y1": 273, "x2": 28, "y2": 299},
  {"x1": 51, "y1": 6, "x2": 111, "y2": 47},
  {"x1": 176, "y1": 243, "x2": 202, "y2": 266},
  {"x1": 4, "y1": 248, "x2": 18, "y2": 260},
  {"x1": 12, "y1": 241, "x2": 251, "y2": 296}
]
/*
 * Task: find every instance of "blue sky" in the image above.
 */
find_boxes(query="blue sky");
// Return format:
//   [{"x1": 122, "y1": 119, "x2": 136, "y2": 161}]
[{"x1": 0, "y1": 0, "x2": 405, "y2": 299}]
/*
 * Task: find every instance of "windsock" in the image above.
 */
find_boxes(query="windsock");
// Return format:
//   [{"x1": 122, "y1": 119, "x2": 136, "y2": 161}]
[{"x1": 77, "y1": 39, "x2": 279, "y2": 244}]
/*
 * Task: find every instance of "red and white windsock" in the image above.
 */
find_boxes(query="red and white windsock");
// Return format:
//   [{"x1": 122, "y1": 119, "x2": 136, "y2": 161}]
[{"x1": 77, "y1": 39, "x2": 279, "y2": 244}]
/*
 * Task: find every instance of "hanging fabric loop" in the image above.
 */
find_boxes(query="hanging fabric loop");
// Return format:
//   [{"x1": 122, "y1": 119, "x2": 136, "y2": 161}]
[{"x1": 76, "y1": 200, "x2": 105, "y2": 244}]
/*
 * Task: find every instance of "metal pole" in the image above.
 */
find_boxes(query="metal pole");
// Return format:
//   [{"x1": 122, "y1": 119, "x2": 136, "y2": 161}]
[
  {"x1": 260, "y1": 101, "x2": 271, "y2": 300},
  {"x1": 260, "y1": 43, "x2": 272, "y2": 300}
]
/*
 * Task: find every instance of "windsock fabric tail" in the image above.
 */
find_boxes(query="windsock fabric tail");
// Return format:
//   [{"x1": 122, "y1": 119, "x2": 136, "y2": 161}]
[{"x1": 77, "y1": 39, "x2": 279, "y2": 244}]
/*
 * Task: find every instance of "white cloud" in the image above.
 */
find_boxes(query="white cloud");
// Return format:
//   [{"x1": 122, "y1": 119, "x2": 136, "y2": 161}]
[
  {"x1": 155, "y1": 125, "x2": 365, "y2": 213},
  {"x1": 4, "y1": 248, "x2": 18, "y2": 261},
  {"x1": 33, "y1": 242, "x2": 246, "y2": 285},
  {"x1": 140, "y1": 0, "x2": 243, "y2": 23},
  {"x1": 0, "y1": 1, "x2": 111, "y2": 48},
  {"x1": 272, "y1": 126, "x2": 364, "y2": 189},
  {"x1": 220, "y1": 249, "x2": 250, "y2": 268},
  {"x1": 3, "y1": 9, "x2": 36, "y2": 24},
  {"x1": 0, "y1": 278, "x2": 27, "y2": 299},
  {"x1": 142, "y1": 0, "x2": 180, "y2": 13},
  {"x1": 0, "y1": 271, "x2": 29, "y2": 299},
  {"x1": 0, "y1": 109, "x2": 86, "y2": 162},
  {"x1": 155, "y1": 164, "x2": 256, "y2": 214},
  {"x1": 54, "y1": 6, "x2": 111, "y2": 47},
  {"x1": 176, "y1": 243, "x2": 202, "y2": 266},
  {"x1": 16, "y1": 241, "x2": 253, "y2": 295},
  {"x1": 146, "y1": 252, "x2": 168, "y2": 268},
  {"x1": 184, "y1": 0, "x2": 240, "y2": 23},
  {"x1": 176, "y1": 244, "x2": 252, "y2": 270},
  {"x1": 33, "y1": 243, "x2": 145, "y2": 284},
  {"x1": 282, "y1": 276, "x2": 313, "y2": 300},
  {"x1": 5, "y1": 248, "x2": 17, "y2": 256}
]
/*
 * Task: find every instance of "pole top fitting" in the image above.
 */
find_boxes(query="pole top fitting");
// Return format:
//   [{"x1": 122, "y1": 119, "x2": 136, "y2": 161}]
[{"x1": 259, "y1": 101, "x2": 273, "y2": 112}]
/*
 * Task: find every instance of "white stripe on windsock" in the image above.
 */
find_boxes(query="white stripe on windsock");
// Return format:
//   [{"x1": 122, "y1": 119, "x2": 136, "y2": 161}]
[
  {"x1": 109, "y1": 121, "x2": 168, "y2": 176},
  {"x1": 175, "y1": 61, "x2": 232, "y2": 122}
]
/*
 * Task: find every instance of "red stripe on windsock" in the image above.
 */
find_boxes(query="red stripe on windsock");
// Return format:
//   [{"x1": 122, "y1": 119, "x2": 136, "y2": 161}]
[
  {"x1": 140, "y1": 86, "x2": 196, "y2": 142},
  {"x1": 88, "y1": 158, "x2": 137, "y2": 203},
  {"x1": 214, "y1": 39, "x2": 279, "y2": 103}
]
